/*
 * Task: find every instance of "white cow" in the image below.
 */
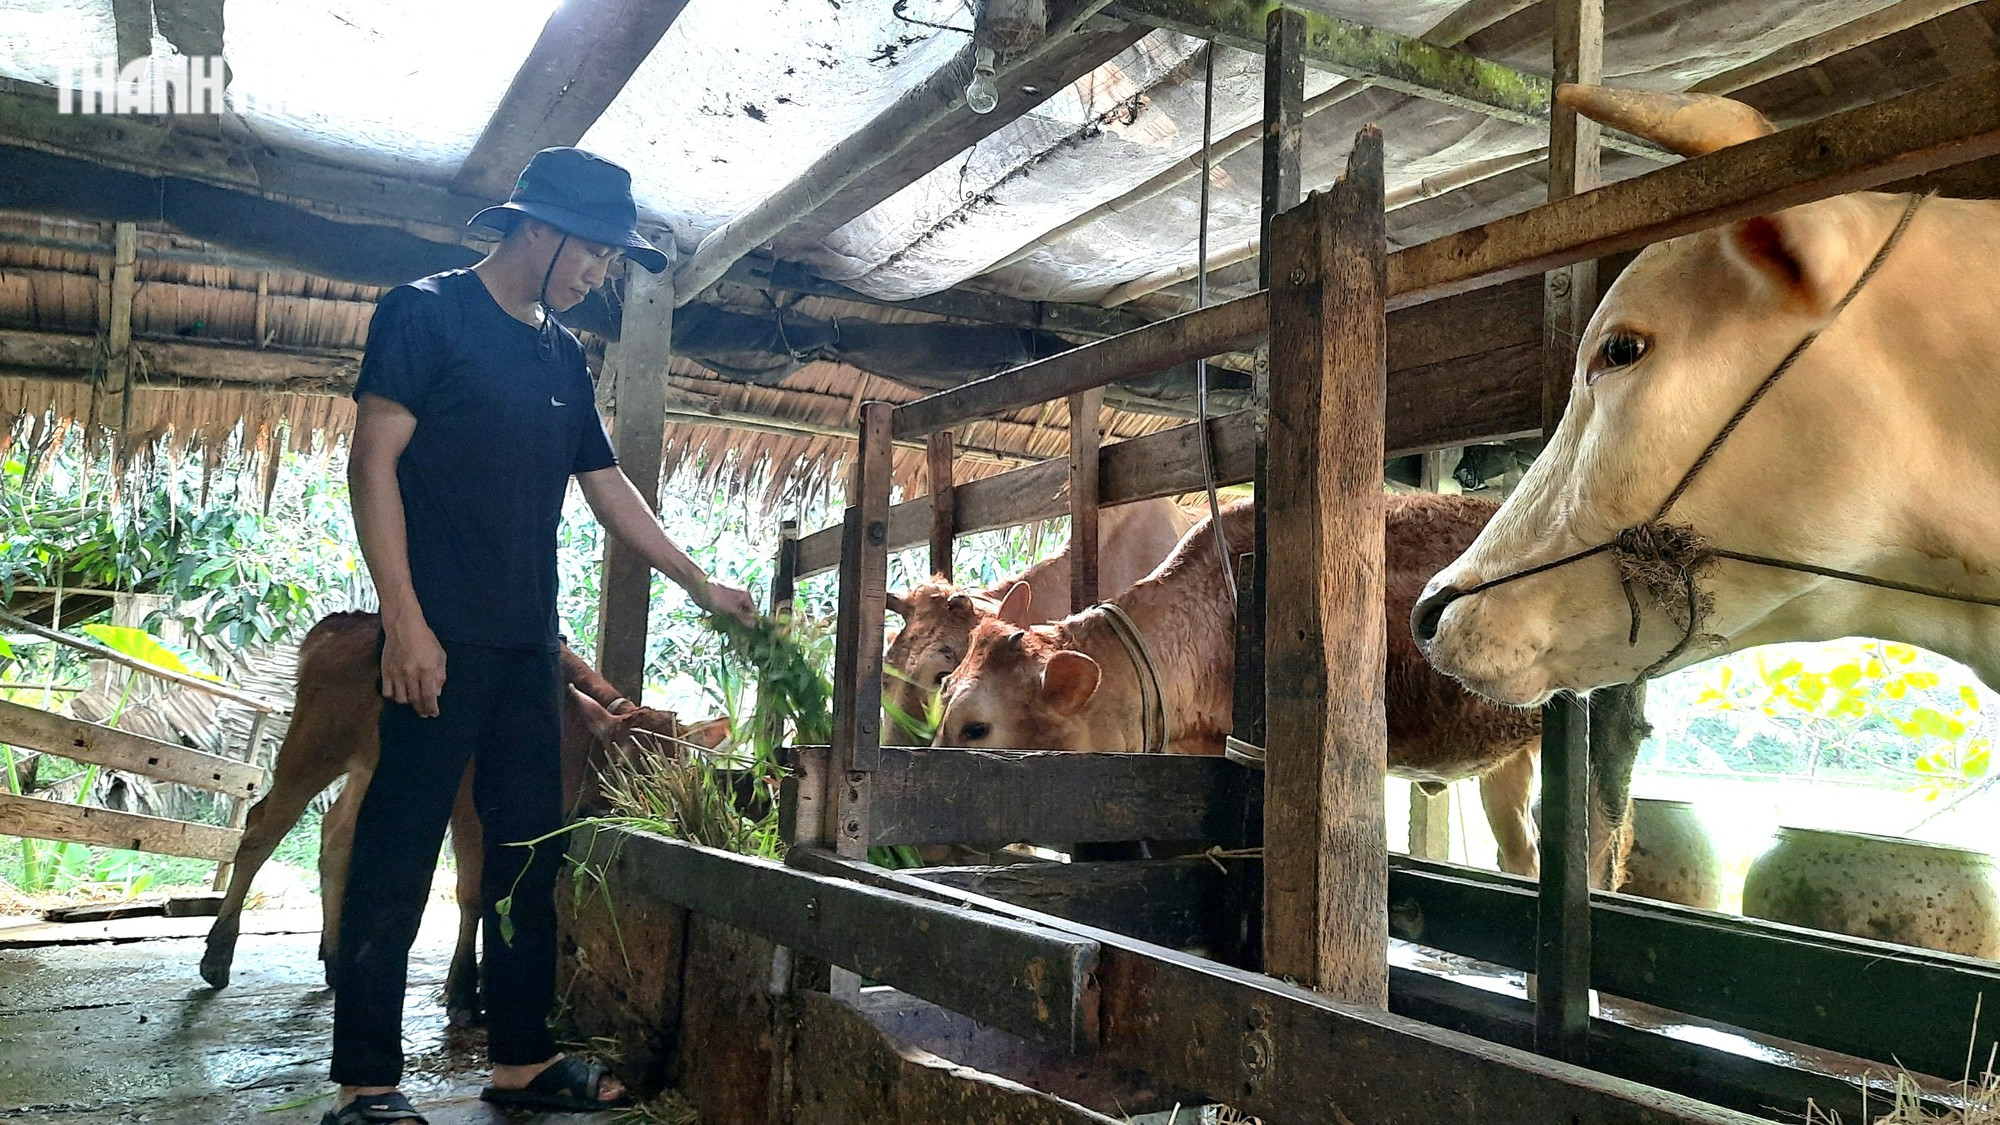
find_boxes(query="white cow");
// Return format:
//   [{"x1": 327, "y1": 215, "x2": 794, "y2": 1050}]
[{"x1": 1415, "y1": 84, "x2": 2000, "y2": 705}]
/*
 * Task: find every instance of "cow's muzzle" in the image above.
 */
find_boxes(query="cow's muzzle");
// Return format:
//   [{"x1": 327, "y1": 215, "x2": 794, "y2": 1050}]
[{"x1": 1412, "y1": 584, "x2": 1462, "y2": 646}]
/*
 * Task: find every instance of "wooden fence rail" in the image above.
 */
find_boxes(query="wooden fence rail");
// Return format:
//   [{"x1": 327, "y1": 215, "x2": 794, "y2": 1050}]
[
  {"x1": 0, "y1": 700, "x2": 264, "y2": 798},
  {"x1": 0, "y1": 792, "x2": 241, "y2": 862}
]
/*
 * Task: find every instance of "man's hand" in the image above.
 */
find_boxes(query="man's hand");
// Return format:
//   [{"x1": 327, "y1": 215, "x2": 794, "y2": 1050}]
[
  {"x1": 382, "y1": 620, "x2": 448, "y2": 718},
  {"x1": 702, "y1": 581, "x2": 759, "y2": 627}
]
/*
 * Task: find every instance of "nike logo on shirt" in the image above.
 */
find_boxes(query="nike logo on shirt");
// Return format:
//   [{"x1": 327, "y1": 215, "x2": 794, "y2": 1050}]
[{"x1": 551, "y1": 397, "x2": 566, "y2": 407}]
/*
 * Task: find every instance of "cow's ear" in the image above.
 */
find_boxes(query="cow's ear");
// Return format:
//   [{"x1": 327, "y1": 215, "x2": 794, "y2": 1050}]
[
  {"x1": 886, "y1": 591, "x2": 913, "y2": 618},
  {"x1": 1041, "y1": 651, "x2": 1101, "y2": 715},
  {"x1": 996, "y1": 582, "x2": 1035, "y2": 627},
  {"x1": 1725, "y1": 203, "x2": 1863, "y2": 314},
  {"x1": 567, "y1": 684, "x2": 617, "y2": 737}
]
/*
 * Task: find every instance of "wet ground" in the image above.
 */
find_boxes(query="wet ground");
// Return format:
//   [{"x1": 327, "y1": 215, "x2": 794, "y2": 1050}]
[{"x1": 0, "y1": 906, "x2": 623, "y2": 1124}]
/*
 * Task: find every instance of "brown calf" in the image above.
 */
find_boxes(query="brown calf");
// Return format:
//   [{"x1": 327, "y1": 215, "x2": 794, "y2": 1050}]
[
  {"x1": 936, "y1": 496, "x2": 1645, "y2": 883},
  {"x1": 199, "y1": 611, "x2": 679, "y2": 1025},
  {"x1": 883, "y1": 497, "x2": 1192, "y2": 744}
]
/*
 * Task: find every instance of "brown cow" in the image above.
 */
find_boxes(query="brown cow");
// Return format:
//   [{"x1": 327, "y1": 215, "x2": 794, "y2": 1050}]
[
  {"x1": 935, "y1": 496, "x2": 1644, "y2": 882},
  {"x1": 200, "y1": 611, "x2": 680, "y2": 1025},
  {"x1": 883, "y1": 497, "x2": 1192, "y2": 744}
]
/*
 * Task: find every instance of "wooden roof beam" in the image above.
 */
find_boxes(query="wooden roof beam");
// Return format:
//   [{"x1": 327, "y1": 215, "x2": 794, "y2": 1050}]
[
  {"x1": 670, "y1": 0, "x2": 1138, "y2": 307},
  {"x1": 1692, "y1": 0, "x2": 1989, "y2": 94},
  {"x1": 451, "y1": 0, "x2": 693, "y2": 200},
  {"x1": 113, "y1": 0, "x2": 155, "y2": 68},
  {"x1": 1420, "y1": 0, "x2": 1541, "y2": 49},
  {"x1": 1100, "y1": 0, "x2": 1667, "y2": 160},
  {"x1": 720, "y1": 253, "x2": 1154, "y2": 339}
]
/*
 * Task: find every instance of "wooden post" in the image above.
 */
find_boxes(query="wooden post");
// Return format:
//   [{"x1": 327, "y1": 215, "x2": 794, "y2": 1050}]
[
  {"x1": 113, "y1": 0, "x2": 152, "y2": 69},
  {"x1": 108, "y1": 222, "x2": 135, "y2": 358},
  {"x1": 1542, "y1": 0, "x2": 1602, "y2": 435},
  {"x1": 759, "y1": 519, "x2": 801, "y2": 754},
  {"x1": 773, "y1": 519, "x2": 800, "y2": 616},
  {"x1": 1408, "y1": 784, "x2": 1451, "y2": 861},
  {"x1": 102, "y1": 221, "x2": 136, "y2": 436},
  {"x1": 1259, "y1": 8, "x2": 1305, "y2": 290},
  {"x1": 1235, "y1": 4, "x2": 1305, "y2": 755},
  {"x1": 253, "y1": 271, "x2": 269, "y2": 349},
  {"x1": 1536, "y1": 0, "x2": 1603, "y2": 1065},
  {"x1": 1263, "y1": 129, "x2": 1388, "y2": 1006},
  {"x1": 595, "y1": 265, "x2": 673, "y2": 701},
  {"x1": 926, "y1": 433, "x2": 955, "y2": 582},
  {"x1": 1067, "y1": 388, "x2": 1103, "y2": 612},
  {"x1": 1537, "y1": 692, "x2": 1593, "y2": 1059},
  {"x1": 828, "y1": 402, "x2": 895, "y2": 856}
]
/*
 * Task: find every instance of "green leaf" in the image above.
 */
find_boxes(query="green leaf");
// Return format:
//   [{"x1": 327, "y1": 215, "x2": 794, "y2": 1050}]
[
  {"x1": 494, "y1": 894, "x2": 515, "y2": 946},
  {"x1": 79, "y1": 624, "x2": 216, "y2": 680},
  {"x1": 1967, "y1": 744, "x2": 1991, "y2": 779},
  {"x1": 1767, "y1": 659, "x2": 1805, "y2": 686}
]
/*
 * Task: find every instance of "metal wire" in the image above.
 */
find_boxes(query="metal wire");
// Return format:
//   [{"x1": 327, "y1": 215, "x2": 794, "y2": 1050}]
[{"x1": 1194, "y1": 42, "x2": 1237, "y2": 606}]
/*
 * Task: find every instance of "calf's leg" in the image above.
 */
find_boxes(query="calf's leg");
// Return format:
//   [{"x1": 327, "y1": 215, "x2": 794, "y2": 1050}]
[
  {"x1": 201, "y1": 749, "x2": 346, "y2": 989},
  {"x1": 1479, "y1": 746, "x2": 1540, "y2": 878},
  {"x1": 318, "y1": 761, "x2": 373, "y2": 987},
  {"x1": 445, "y1": 766, "x2": 485, "y2": 1027}
]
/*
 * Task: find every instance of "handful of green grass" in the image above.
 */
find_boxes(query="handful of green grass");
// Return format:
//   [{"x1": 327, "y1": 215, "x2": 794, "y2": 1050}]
[{"x1": 706, "y1": 609, "x2": 832, "y2": 750}]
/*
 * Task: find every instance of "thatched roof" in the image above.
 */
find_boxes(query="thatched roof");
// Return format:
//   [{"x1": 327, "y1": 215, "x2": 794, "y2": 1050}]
[
  {"x1": 3, "y1": 1, "x2": 1998, "y2": 507},
  {"x1": 0, "y1": 210, "x2": 1189, "y2": 503}
]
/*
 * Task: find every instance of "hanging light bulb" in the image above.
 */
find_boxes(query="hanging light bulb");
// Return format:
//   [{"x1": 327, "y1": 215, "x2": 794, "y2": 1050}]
[{"x1": 966, "y1": 46, "x2": 999, "y2": 114}]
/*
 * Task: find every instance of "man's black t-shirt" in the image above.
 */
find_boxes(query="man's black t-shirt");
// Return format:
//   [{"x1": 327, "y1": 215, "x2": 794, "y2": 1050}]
[{"x1": 354, "y1": 270, "x2": 616, "y2": 652}]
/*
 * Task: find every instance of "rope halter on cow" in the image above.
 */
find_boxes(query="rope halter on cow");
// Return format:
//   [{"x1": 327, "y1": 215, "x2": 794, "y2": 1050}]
[
  {"x1": 1423, "y1": 193, "x2": 2000, "y2": 683},
  {"x1": 1090, "y1": 602, "x2": 1170, "y2": 754}
]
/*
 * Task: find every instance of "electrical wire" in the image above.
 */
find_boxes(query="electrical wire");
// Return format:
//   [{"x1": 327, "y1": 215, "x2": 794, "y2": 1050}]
[{"x1": 1194, "y1": 43, "x2": 1237, "y2": 606}]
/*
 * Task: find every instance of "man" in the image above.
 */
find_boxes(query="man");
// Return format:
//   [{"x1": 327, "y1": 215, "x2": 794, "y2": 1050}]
[{"x1": 326, "y1": 147, "x2": 757, "y2": 1124}]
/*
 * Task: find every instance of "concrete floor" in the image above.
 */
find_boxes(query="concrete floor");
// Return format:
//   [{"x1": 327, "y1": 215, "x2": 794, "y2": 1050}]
[{"x1": 0, "y1": 905, "x2": 623, "y2": 1124}]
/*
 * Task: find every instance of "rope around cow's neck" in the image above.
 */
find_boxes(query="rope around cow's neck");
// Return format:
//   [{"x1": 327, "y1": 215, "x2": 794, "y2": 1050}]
[
  {"x1": 1434, "y1": 193, "x2": 1986, "y2": 683},
  {"x1": 1091, "y1": 602, "x2": 1170, "y2": 754}
]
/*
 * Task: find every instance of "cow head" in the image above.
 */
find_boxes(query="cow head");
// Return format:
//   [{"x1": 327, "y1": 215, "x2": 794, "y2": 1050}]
[
  {"x1": 933, "y1": 584, "x2": 1110, "y2": 751},
  {"x1": 1416, "y1": 84, "x2": 1962, "y2": 704},
  {"x1": 883, "y1": 581, "x2": 1002, "y2": 744},
  {"x1": 563, "y1": 686, "x2": 686, "y2": 813}
]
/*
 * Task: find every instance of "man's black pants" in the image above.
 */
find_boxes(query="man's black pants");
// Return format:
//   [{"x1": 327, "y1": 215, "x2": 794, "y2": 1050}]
[{"x1": 330, "y1": 641, "x2": 565, "y2": 1087}]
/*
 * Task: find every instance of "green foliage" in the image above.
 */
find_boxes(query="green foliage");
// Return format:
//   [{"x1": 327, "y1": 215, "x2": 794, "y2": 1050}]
[
  {"x1": 708, "y1": 610, "x2": 833, "y2": 750},
  {"x1": 78, "y1": 624, "x2": 213, "y2": 680},
  {"x1": 1, "y1": 436, "x2": 368, "y2": 648},
  {"x1": 1652, "y1": 640, "x2": 1993, "y2": 798},
  {"x1": 882, "y1": 666, "x2": 942, "y2": 744}
]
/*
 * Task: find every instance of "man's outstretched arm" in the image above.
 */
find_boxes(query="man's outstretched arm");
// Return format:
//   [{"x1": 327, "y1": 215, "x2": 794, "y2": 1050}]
[{"x1": 576, "y1": 466, "x2": 758, "y2": 624}]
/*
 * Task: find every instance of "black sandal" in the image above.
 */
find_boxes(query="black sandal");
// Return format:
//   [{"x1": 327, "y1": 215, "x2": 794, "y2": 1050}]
[
  {"x1": 480, "y1": 1054, "x2": 632, "y2": 1112},
  {"x1": 320, "y1": 1090, "x2": 428, "y2": 1124}
]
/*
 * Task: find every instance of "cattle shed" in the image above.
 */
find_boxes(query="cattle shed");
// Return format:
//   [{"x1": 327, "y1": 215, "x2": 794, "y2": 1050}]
[{"x1": 6, "y1": 1, "x2": 2000, "y2": 1123}]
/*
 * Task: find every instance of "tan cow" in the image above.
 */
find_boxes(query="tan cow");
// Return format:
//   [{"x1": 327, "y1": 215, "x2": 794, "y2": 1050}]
[
  {"x1": 1416, "y1": 84, "x2": 2000, "y2": 705},
  {"x1": 883, "y1": 497, "x2": 1192, "y2": 744},
  {"x1": 936, "y1": 496, "x2": 1645, "y2": 881},
  {"x1": 200, "y1": 611, "x2": 678, "y2": 1025}
]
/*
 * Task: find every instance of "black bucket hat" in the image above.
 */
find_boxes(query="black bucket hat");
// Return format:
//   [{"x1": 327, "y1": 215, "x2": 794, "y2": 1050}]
[{"x1": 468, "y1": 147, "x2": 670, "y2": 274}]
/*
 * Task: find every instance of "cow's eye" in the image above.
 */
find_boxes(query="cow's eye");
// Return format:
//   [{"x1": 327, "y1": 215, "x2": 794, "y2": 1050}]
[
  {"x1": 961, "y1": 721, "x2": 990, "y2": 742},
  {"x1": 1588, "y1": 332, "x2": 1649, "y2": 383}
]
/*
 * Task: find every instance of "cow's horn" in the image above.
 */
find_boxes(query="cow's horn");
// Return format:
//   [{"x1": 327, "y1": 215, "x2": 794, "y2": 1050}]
[{"x1": 1556, "y1": 84, "x2": 1777, "y2": 158}]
